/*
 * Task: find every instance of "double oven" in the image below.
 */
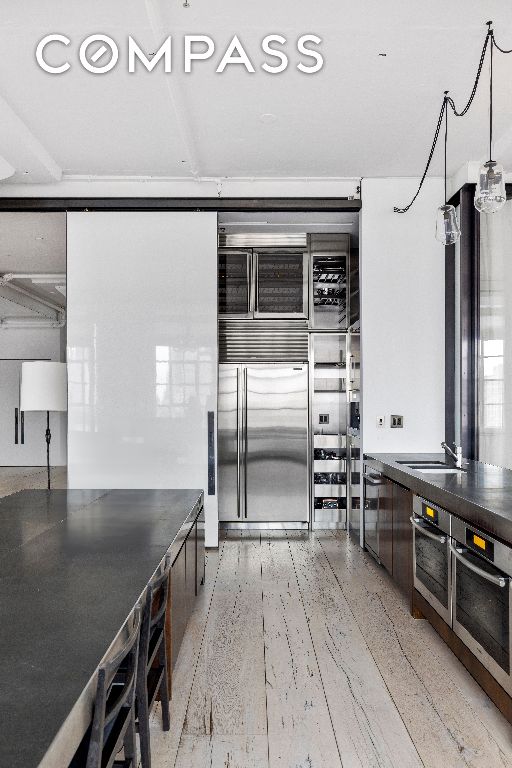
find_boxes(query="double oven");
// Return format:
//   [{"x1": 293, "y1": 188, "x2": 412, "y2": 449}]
[{"x1": 412, "y1": 496, "x2": 512, "y2": 695}]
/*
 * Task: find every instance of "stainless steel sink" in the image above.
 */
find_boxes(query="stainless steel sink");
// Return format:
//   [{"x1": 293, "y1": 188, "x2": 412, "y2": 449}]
[
  {"x1": 413, "y1": 467, "x2": 466, "y2": 474},
  {"x1": 396, "y1": 460, "x2": 466, "y2": 474}
]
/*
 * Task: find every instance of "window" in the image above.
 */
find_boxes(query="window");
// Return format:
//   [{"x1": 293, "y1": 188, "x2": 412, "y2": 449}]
[{"x1": 478, "y1": 197, "x2": 512, "y2": 468}]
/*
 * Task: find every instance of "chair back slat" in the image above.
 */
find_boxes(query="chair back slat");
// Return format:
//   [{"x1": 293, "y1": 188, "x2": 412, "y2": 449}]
[{"x1": 85, "y1": 607, "x2": 141, "y2": 768}]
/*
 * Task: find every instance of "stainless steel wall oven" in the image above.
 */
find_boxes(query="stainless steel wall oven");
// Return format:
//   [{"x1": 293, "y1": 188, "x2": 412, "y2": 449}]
[
  {"x1": 411, "y1": 496, "x2": 452, "y2": 625},
  {"x1": 451, "y1": 516, "x2": 512, "y2": 695}
]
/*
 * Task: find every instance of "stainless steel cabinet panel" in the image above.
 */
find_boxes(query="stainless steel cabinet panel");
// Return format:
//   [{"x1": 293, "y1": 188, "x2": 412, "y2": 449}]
[
  {"x1": 219, "y1": 363, "x2": 308, "y2": 524},
  {"x1": 245, "y1": 364, "x2": 308, "y2": 523}
]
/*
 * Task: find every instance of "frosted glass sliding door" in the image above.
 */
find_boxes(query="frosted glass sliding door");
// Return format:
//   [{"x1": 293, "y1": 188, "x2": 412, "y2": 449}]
[{"x1": 67, "y1": 212, "x2": 218, "y2": 545}]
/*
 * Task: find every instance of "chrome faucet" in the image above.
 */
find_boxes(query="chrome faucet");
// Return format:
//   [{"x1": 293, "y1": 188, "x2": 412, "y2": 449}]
[{"x1": 441, "y1": 441, "x2": 463, "y2": 468}]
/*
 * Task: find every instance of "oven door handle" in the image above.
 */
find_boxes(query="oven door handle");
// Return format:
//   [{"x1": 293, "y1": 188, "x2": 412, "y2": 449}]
[
  {"x1": 363, "y1": 472, "x2": 384, "y2": 486},
  {"x1": 409, "y1": 516, "x2": 447, "y2": 543},
  {"x1": 449, "y1": 542, "x2": 508, "y2": 588}
]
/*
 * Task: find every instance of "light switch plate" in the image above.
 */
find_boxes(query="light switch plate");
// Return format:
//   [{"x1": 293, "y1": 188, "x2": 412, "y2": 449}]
[
  {"x1": 391, "y1": 414, "x2": 404, "y2": 428},
  {"x1": 376, "y1": 416, "x2": 385, "y2": 428},
  {"x1": 319, "y1": 414, "x2": 329, "y2": 424}
]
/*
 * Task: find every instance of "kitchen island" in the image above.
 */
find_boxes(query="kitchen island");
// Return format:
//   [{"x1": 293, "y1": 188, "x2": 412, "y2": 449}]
[
  {"x1": 363, "y1": 453, "x2": 512, "y2": 724},
  {"x1": 0, "y1": 488, "x2": 204, "y2": 768}
]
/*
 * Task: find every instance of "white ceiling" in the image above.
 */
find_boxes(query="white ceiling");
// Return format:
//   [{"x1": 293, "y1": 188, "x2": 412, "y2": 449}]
[
  {"x1": 0, "y1": 2, "x2": 512, "y2": 183},
  {"x1": 0, "y1": 213, "x2": 66, "y2": 272}
]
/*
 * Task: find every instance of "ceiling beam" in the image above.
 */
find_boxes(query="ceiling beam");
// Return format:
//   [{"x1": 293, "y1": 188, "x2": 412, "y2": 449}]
[
  {"x1": 0, "y1": 155, "x2": 15, "y2": 181},
  {"x1": 143, "y1": 0, "x2": 200, "y2": 177},
  {"x1": 0, "y1": 284, "x2": 61, "y2": 320},
  {"x1": 0, "y1": 94, "x2": 62, "y2": 184}
]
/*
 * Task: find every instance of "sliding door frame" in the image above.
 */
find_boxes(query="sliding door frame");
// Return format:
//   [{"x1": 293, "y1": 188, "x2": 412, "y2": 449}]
[
  {"x1": 0, "y1": 197, "x2": 361, "y2": 213},
  {"x1": 445, "y1": 183, "x2": 512, "y2": 461}
]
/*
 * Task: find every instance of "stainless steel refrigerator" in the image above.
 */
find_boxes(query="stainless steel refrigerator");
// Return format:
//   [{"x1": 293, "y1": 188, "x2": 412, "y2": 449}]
[{"x1": 218, "y1": 363, "x2": 309, "y2": 525}]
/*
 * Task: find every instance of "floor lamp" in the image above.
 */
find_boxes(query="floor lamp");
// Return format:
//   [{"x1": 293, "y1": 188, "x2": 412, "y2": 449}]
[{"x1": 20, "y1": 362, "x2": 67, "y2": 490}]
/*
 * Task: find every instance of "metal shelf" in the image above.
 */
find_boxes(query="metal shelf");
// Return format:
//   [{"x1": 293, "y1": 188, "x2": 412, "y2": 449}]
[
  {"x1": 314, "y1": 459, "x2": 345, "y2": 471},
  {"x1": 314, "y1": 485, "x2": 346, "y2": 497}
]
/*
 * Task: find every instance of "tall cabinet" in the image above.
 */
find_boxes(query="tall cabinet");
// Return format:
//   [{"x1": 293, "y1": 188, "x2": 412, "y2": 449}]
[{"x1": 310, "y1": 234, "x2": 360, "y2": 529}]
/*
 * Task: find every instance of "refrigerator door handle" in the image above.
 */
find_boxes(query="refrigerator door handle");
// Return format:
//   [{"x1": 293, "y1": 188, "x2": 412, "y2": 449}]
[
  {"x1": 236, "y1": 368, "x2": 241, "y2": 518},
  {"x1": 243, "y1": 366, "x2": 248, "y2": 518},
  {"x1": 349, "y1": 354, "x2": 355, "y2": 385},
  {"x1": 253, "y1": 254, "x2": 259, "y2": 314}
]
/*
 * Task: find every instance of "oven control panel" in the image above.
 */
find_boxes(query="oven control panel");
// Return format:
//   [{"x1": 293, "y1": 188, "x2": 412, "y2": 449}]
[
  {"x1": 412, "y1": 496, "x2": 451, "y2": 535},
  {"x1": 423, "y1": 503, "x2": 438, "y2": 526},
  {"x1": 451, "y1": 515, "x2": 512, "y2": 576},
  {"x1": 465, "y1": 529, "x2": 495, "y2": 561}
]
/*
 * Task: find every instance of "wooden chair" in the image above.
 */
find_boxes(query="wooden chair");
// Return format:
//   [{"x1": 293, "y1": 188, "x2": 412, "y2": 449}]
[
  {"x1": 136, "y1": 557, "x2": 171, "y2": 768},
  {"x1": 70, "y1": 607, "x2": 141, "y2": 768}
]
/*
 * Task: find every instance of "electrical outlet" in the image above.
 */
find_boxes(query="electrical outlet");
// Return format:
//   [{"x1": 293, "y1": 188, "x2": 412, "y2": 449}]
[
  {"x1": 391, "y1": 414, "x2": 404, "y2": 428},
  {"x1": 376, "y1": 416, "x2": 385, "y2": 428}
]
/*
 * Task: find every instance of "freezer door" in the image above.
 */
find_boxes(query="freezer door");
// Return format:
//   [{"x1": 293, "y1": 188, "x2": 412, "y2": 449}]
[
  {"x1": 218, "y1": 364, "x2": 242, "y2": 521},
  {"x1": 245, "y1": 364, "x2": 308, "y2": 522}
]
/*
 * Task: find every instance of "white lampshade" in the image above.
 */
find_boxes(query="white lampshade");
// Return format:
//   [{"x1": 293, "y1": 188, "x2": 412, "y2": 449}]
[{"x1": 20, "y1": 362, "x2": 67, "y2": 412}]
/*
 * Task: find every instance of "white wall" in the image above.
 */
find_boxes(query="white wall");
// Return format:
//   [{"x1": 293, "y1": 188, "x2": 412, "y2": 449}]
[
  {"x1": 67, "y1": 211, "x2": 219, "y2": 546},
  {"x1": 0, "y1": 327, "x2": 67, "y2": 465},
  {"x1": 0, "y1": 178, "x2": 360, "y2": 199},
  {"x1": 361, "y1": 177, "x2": 445, "y2": 453}
]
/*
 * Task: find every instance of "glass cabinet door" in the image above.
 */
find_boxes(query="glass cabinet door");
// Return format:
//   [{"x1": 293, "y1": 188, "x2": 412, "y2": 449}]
[
  {"x1": 218, "y1": 250, "x2": 251, "y2": 316},
  {"x1": 254, "y1": 251, "x2": 308, "y2": 317},
  {"x1": 311, "y1": 234, "x2": 349, "y2": 329}
]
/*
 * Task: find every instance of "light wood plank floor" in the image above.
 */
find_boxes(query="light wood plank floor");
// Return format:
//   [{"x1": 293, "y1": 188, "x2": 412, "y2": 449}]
[{"x1": 151, "y1": 530, "x2": 512, "y2": 768}]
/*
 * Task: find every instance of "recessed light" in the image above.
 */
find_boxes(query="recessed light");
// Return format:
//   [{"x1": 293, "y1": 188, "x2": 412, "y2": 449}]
[
  {"x1": 378, "y1": 53, "x2": 387, "y2": 57},
  {"x1": 35, "y1": 236, "x2": 45, "y2": 241},
  {"x1": 260, "y1": 113, "x2": 277, "y2": 125}
]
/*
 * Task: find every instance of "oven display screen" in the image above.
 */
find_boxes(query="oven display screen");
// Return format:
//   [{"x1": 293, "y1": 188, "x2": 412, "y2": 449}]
[
  {"x1": 422, "y1": 504, "x2": 438, "y2": 525},
  {"x1": 466, "y1": 529, "x2": 494, "y2": 561}
]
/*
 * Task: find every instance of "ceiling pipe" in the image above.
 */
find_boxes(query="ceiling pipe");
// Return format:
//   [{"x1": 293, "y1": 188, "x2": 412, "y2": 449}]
[
  {"x1": 0, "y1": 274, "x2": 65, "y2": 313},
  {"x1": 2, "y1": 272, "x2": 66, "y2": 283},
  {"x1": 0, "y1": 312, "x2": 66, "y2": 329}
]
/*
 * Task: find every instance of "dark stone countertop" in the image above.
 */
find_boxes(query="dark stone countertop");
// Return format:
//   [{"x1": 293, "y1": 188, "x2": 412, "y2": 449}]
[
  {"x1": 0, "y1": 488, "x2": 203, "y2": 768},
  {"x1": 364, "y1": 453, "x2": 512, "y2": 544}
]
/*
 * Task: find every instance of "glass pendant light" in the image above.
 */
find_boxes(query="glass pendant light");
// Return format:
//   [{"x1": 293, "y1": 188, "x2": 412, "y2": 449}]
[
  {"x1": 475, "y1": 29, "x2": 507, "y2": 214},
  {"x1": 475, "y1": 161, "x2": 506, "y2": 213},
  {"x1": 436, "y1": 94, "x2": 461, "y2": 244},
  {"x1": 435, "y1": 204, "x2": 461, "y2": 244}
]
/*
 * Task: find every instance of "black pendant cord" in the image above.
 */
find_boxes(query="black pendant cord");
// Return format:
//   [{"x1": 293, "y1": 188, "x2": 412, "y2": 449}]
[
  {"x1": 444, "y1": 92, "x2": 448, "y2": 204},
  {"x1": 490, "y1": 31, "x2": 493, "y2": 161},
  {"x1": 393, "y1": 99, "x2": 446, "y2": 213},
  {"x1": 445, "y1": 26, "x2": 491, "y2": 118},
  {"x1": 394, "y1": 22, "x2": 506, "y2": 213},
  {"x1": 492, "y1": 31, "x2": 512, "y2": 54}
]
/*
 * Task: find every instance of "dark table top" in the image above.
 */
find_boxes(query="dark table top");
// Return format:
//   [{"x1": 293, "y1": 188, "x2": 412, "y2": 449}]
[
  {"x1": 364, "y1": 452, "x2": 512, "y2": 544},
  {"x1": 0, "y1": 488, "x2": 203, "y2": 768}
]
